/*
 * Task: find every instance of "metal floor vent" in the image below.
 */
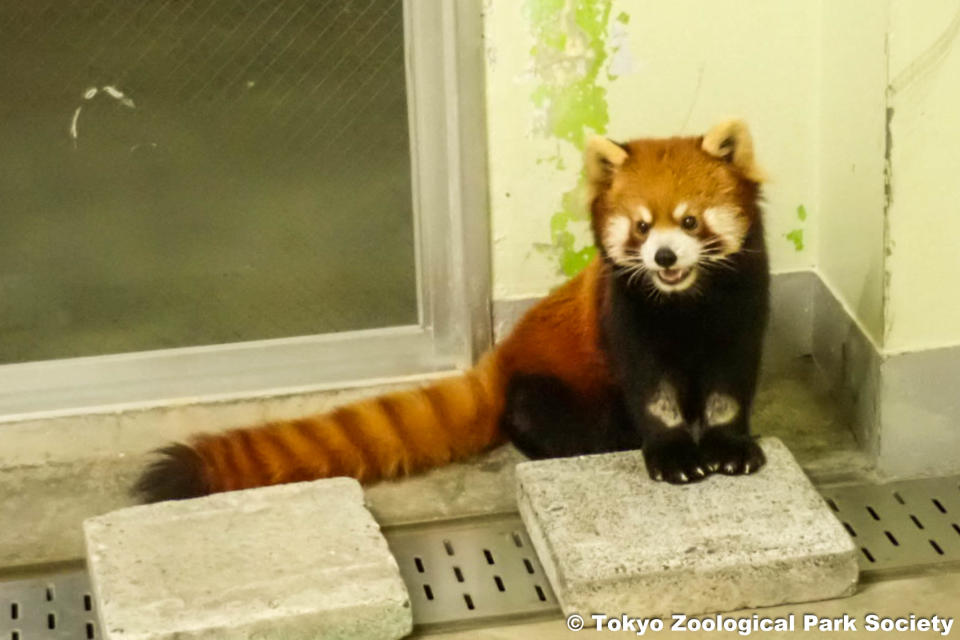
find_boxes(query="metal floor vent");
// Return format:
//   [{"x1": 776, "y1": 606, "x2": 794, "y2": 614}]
[
  {"x1": 0, "y1": 569, "x2": 98, "y2": 640},
  {"x1": 384, "y1": 515, "x2": 560, "y2": 632},
  {"x1": 6, "y1": 476, "x2": 960, "y2": 638},
  {"x1": 821, "y1": 475, "x2": 960, "y2": 573}
]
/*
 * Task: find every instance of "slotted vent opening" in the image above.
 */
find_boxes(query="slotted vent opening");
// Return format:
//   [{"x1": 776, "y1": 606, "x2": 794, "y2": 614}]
[
  {"x1": 1, "y1": 570, "x2": 99, "y2": 640},
  {"x1": 384, "y1": 515, "x2": 559, "y2": 631},
  {"x1": 823, "y1": 474, "x2": 960, "y2": 573}
]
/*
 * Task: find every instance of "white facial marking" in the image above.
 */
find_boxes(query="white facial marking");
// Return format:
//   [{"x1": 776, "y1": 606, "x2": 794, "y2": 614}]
[
  {"x1": 703, "y1": 206, "x2": 748, "y2": 254},
  {"x1": 640, "y1": 229, "x2": 701, "y2": 270},
  {"x1": 647, "y1": 381, "x2": 683, "y2": 428},
  {"x1": 705, "y1": 393, "x2": 740, "y2": 427},
  {"x1": 672, "y1": 202, "x2": 689, "y2": 221},
  {"x1": 636, "y1": 205, "x2": 653, "y2": 224},
  {"x1": 602, "y1": 215, "x2": 632, "y2": 262}
]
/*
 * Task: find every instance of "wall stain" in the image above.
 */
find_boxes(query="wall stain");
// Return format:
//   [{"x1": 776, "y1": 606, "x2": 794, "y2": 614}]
[
  {"x1": 785, "y1": 229, "x2": 805, "y2": 252},
  {"x1": 527, "y1": 0, "x2": 614, "y2": 277},
  {"x1": 782, "y1": 204, "x2": 807, "y2": 252}
]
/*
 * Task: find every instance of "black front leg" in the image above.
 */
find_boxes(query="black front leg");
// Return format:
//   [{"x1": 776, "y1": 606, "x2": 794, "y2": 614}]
[
  {"x1": 697, "y1": 323, "x2": 766, "y2": 476},
  {"x1": 603, "y1": 287, "x2": 706, "y2": 484},
  {"x1": 698, "y1": 400, "x2": 766, "y2": 475},
  {"x1": 635, "y1": 381, "x2": 707, "y2": 484}
]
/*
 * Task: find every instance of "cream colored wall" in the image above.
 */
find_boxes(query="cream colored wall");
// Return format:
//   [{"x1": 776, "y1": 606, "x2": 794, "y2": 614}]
[
  {"x1": 483, "y1": 0, "x2": 820, "y2": 301},
  {"x1": 484, "y1": 0, "x2": 960, "y2": 354},
  {"x1": 884, "y1": 0, "x2": 960, "y2": 352},
  {"x1": 815, "y1": 0, "x2": 889, "y2": 344}
]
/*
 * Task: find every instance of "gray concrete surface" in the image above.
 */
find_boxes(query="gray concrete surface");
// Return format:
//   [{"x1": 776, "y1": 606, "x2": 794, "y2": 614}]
[
  {"x1": 1, "y1": 354, "x2": 869, "y2": 570},
  {"x1": 84, "y1": 478, "x2": 412, "y2": 640},
  {"x1": 517, "y1": 438, "x2": 859, "y2": 618}
]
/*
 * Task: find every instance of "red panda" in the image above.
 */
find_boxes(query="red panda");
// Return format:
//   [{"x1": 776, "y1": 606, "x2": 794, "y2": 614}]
[{"x1": 136, "y1": 119, "x2": 769, "y2": 501}]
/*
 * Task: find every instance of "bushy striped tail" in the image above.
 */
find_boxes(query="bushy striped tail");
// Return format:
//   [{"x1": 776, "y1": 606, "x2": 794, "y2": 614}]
[{"x1": 135, "y1": 356, "x2": 506, "y2": 502}]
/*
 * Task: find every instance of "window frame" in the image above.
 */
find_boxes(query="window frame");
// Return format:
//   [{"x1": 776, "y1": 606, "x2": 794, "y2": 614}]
[{"x1": 0, "y1": 0, "x2": 490, "y2": 421}]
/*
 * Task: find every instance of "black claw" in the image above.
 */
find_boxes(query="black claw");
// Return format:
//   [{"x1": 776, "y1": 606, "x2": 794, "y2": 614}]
[
  {"x1": 700, "y1": 429, "x2": 766, "y2": 478},
  {"x1": 643, "y1": 431, "x2": 707, "y2": 484}
]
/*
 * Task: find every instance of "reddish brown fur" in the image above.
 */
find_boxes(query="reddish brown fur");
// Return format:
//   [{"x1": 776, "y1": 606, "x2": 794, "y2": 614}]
[
  {"x1": 186, "y1": 355, "x2": 506, "y2": 492},
  {"x1": 152, "y1": 131, "x2": 762, "y2": 497},
  {"x1": 592, "y1": 137, "x2": 760, "y2": 252}
]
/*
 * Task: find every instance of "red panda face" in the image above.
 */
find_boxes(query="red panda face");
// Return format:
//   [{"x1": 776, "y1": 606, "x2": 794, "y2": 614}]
[{"x1": 585, "y1": 120, "x2": 765, "y2": 295}]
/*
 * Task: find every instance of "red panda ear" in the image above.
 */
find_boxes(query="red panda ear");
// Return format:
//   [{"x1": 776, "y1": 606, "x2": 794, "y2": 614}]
[
  {"x1": 585, "y1": 136, "x2": 629, "y2": 200},
  {"x1": 702, "y1": 119, "x2": 768, "y2": 184}
]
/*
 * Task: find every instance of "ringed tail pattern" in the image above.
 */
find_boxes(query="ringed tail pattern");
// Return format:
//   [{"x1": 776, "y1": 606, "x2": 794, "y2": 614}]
[{"x1": 135, "y1": 355, "x2": 505, "y2": 502}]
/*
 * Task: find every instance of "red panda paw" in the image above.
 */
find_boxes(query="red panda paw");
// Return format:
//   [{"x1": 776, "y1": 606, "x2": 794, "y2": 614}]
[
  {"x1": 642, "y1": 430, "x2": 708, "y2": 485},
  {"x1": 699, "y1": 429, "x2": 766, "y2": 476}
]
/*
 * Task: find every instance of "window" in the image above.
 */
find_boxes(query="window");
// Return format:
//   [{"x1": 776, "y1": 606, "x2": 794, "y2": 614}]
[{"x1": 0, "y1": 0, "x2": 489, "y2": 417}]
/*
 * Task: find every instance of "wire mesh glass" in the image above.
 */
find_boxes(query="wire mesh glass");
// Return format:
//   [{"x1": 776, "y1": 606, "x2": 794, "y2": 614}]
[{"x1": 0, "y1": 0, "x2": 416, "y2": 363}]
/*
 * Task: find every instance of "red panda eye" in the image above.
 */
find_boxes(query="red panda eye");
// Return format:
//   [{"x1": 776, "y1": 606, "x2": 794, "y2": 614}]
[
  {"x1": 636, "y1": 221, "x2": 650, "y2": 234},
  {"x1": 681, "y1": 216, "x2": 698, "y2": 230}
]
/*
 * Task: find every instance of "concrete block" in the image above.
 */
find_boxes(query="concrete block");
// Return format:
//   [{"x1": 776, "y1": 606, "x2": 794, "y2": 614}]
[
  {"x1": 517, "y1": 438, "x2": 858, "y2": 617},
  {"x1": 84, "y1": 478, "x2": 412, "y2": 640}
]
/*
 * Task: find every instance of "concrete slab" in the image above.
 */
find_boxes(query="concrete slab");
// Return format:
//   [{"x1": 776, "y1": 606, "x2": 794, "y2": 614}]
[
  {"x1": 517, "y1": 438, "x2": 858, "y2": 618},
  {"x1": 84, "y1": 478, "x2": 412, "y2": 640}
]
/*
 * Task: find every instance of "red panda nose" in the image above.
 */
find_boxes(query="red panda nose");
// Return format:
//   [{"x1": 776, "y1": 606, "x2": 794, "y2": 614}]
[{"x1": 654, "y1": 247, "x2": 677, "y2": 267}]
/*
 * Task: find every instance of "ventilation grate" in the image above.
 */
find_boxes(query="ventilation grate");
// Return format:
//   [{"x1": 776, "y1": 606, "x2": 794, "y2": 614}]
[
  {"x1": 821, "y1": 475, "x2": 960, "y2": 573},
  {"x1": 6, "y1": 476, "x2": 960, "y2": 637},
  {"x1": 383, "y1": 515, "x2": 560, "y2": 632},
  {"x1": 0, "y1": 570, "x2": 98, "y2": 640}
]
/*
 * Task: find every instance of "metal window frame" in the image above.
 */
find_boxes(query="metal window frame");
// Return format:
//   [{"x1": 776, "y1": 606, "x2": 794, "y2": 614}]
[{"x1": 0, "y1": 0, "x2": 490, "y2": 422}]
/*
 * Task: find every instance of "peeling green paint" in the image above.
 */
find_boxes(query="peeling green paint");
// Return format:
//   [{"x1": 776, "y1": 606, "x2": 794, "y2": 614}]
[
  {"x1": 785, "y1": 229, "x2": 805, "y2": 252},
  {"x1": 527, "y1": 0, "x2": 614, "y2": 277},
  {"x1": 616, "y1": 11, "x2": 630, "y2": 24},
  {"x1": 797, "y1": 204, "x2": 808, "y2": 221}
]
